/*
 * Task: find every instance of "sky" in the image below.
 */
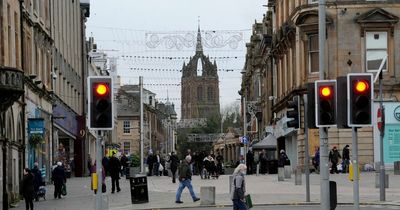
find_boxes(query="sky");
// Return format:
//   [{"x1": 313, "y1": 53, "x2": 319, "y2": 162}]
[{"x1": 86, "y1": 0, "x2": 268, "y2": 119}]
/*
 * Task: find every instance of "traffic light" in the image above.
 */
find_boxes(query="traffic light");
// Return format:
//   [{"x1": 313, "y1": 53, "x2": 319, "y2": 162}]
[
  {"x1": 347, "y1": 73, "x2": 373, "y2": 127},
  {"x1": 315, "y1": 80, "x2": 336, "y2": 127},
  {"x1": 307, "y1": 83, "x2": 317, "y2": 128},
  {"x1": 88, "y1": 76, "x2": 113, "y2": 130},
  {"x1": 286, "y1": 95, "x2": 300, "y2": 129}
]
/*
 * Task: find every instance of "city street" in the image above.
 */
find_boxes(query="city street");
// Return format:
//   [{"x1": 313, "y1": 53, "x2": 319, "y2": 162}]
[
  {"x1": 10, "y1": 172, "x2": 400, "y2": 210},
  {"x1": 174, "y1": 205, "x2": 400, "y2": 210}
]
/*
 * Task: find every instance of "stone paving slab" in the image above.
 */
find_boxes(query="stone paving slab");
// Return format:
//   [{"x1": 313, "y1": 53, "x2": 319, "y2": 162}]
[{"x1": 9, "y1": 172, "x2": 400, "y2": 210}]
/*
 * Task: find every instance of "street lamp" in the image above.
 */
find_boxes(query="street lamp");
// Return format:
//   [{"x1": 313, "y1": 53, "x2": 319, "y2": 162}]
[{"x1": 0, "y1": 67, "x2": 24, "y2": 210}]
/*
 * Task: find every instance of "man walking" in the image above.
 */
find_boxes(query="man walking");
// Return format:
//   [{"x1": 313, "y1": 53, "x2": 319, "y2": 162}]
[
  {"x1": 109, "y1": 152, "x2": 121, "y2": 193},
  {"x1": 170, "y1": 151, "x2": 179, "y2": 183},
  {"x1": 52, "y1": 162, "x2": 66, "y2": 199},
  {"x1": 175, "y1": 155, "x2": 200, "y2": 203},
  {"x1": 342, "y1": 145, "x2": 350, "y2": 173},
  {"x1": 329, "y1": 146, "x2": 341, "y2": 174}
]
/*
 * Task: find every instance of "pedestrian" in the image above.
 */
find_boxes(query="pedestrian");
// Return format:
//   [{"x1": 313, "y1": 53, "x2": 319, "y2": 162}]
[
  {"x1": 329, "y1": 146, "x2": 341, "y2": 174},
  {"x1": 231, "y1": 164, "x2": 247, "y2": 210},
  {"x1": 153, "y1": 151, "x2": 161, "y2": 176},
  {"x1": 246, "y1": 149, "x2": 254, "y2": 175},
  {"x1": 175, "y1": 155, "x2": 200, "y2": 204},
  {"x1": 20, "y1": 168, "x2": 35, "y2": 210},
  {"x1": 87, "y1": 155, "x2": 92, "y2": 176},
  {"x1": 278, "y1": 150, "x2": 289, "y2": 167},
  {"x1": 258, "y1": 149, "x2": 268, "y2": 174},
  {"x1": 342, "y1": 145, "x2": 350, "y2": 173},
  {"x1": 170, "y1": 151, "x2": 179, "y2": 183},
  {"x1": 313, "y1": 147, "x2": 320, "y2": 173},
  {"x1": 147, "y1": 151, "x2": 155, "y2": 176},
  {"x1": 109, "y1": 152, "x2": 121, "y2": 193},
  {"x1": 102, "y1": 156, "x2": 109, "y2": 176},
  {"x1": 120, "y1": 153, "x2": 129, "y2": 177},
  {"x1": 31, "y1": 162, "x2": 43, "y2": 201},
  {"x1": 51, "y1": 162, "x2": 66, "y2": 199}
]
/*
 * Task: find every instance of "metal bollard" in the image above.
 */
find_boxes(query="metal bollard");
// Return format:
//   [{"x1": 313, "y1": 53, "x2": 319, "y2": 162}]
[
  {"x1": 295, "y1": 168, "x2": 302, "y2": 185},
  {"x1": 284, "y1": 165, "x2": 292, "y2": 179},
  {"x1": 278, "y1": 167, "x2": 285, "y2": 181},
  {"x1": 256, "y1": 164, "x2": 260, "y2": 176}
]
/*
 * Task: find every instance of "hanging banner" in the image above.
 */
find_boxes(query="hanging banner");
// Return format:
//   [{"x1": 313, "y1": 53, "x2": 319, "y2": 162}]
[{"x1": 28, "y1": 118, "x2": 45, "y2": 136}]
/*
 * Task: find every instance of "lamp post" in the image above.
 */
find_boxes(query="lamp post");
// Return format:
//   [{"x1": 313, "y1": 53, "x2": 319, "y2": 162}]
[{"x1": 0, "y1": 67, "x2": 24, "y2": 210}]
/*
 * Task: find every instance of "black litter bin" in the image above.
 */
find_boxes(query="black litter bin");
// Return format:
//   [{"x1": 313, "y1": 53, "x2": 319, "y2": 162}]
[
  {"x1": 130, "y1": 175, "x2": 149, "y2": 204},
  {"x1": 268, "y1": 160, "x2": 278, "y2": 174},
  {"x1": 330, "y1": 181, "x2": 337, "y2": 210}
]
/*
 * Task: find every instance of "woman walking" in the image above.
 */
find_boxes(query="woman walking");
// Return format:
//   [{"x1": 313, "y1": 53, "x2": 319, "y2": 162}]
[
  {"x1": 231, "y1": 164, "x2": 247, "y2": 210},
  {"x1": 20, "y1": 168, "x2": 35, "y2": 210}
]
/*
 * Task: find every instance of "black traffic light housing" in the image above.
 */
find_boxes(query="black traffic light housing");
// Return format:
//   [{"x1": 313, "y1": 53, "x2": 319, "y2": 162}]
[
  {"x1": 336, "y1": 76, "x2": 349, "y2": 129},
  {"x1": 88, "y1": 76, "x2": 113, "y2": 130},
  {"x1": 307, "y1": 83, "x2": 317, "y2": 129},
  {"x1": 286, "y1": 95, "x2": 300, "y2": 129},
  {"x1": 315, "y1": 80, "x2": 337, "y2": 127},
  {"x1": 347, "y1": 73, "x2": 373, "y2": 127}
]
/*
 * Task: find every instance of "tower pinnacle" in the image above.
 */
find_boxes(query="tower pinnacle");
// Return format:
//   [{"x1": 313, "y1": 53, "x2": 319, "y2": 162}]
[{"x1": 196, "y1": 18, "x2": 203, "y2": 53}]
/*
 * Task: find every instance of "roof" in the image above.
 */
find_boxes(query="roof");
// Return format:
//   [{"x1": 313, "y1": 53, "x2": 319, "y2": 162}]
[{"x1": 252, "y1": 134, "x2": 277, "y2": 150}]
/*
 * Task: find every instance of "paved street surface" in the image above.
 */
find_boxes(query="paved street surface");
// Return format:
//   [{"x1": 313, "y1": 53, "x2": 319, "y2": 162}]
[
  {"x1": 177, "y1": 205, "x2": 400, "y2": 210},
  {"x1": 11, "y1": 172, "x2": 400, "y2": 210}
]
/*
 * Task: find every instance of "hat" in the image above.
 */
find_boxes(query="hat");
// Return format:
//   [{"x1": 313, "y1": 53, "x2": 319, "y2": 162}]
[{"x1": 57, "y1": 162, "x2": 62, "y2": 166}]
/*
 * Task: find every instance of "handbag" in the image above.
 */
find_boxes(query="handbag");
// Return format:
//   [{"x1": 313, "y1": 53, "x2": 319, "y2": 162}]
[
  {"x1": 245, "y1": 194, "x2": 253, "y2": 209},
  {"x1": 158, "y1": 164, "x2": 164, "y2": 172},
  {"x1": 61, "y1": 184, "x2": 67, "y2": 196}
]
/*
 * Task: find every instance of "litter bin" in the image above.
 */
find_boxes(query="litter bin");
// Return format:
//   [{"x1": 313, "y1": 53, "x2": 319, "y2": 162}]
[
  {"x1": 330, "y1": 181, "x2": 337, "y2": 210},
  {"x1": 130, "y1": 175, "x2": 149, "y2": 204}
]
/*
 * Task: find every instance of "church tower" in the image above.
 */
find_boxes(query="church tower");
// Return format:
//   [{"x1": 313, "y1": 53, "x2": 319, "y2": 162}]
[{"x1": 181, "y1": 26, "x2": 220, "y2": 120}]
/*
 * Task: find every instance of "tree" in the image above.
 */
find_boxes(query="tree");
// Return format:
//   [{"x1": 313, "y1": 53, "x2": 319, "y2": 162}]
[{"x1": 220, "y1": 101, "x2": 241, "y2": 132}]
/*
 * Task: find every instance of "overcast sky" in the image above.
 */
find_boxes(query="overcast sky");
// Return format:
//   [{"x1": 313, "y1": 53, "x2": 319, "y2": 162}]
[{"x1": 86, "y1": 0, "x2": 267, "y2": 119}]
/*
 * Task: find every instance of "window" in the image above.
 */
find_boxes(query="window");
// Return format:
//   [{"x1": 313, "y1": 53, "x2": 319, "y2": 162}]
[
  {"x1": 123, "y1": 142, "x2": 130, "y2": 155},
  {"x1": 366, "y1": 31, "x2": 387, "y2": 72},
  {"x1": 207, "y1": 87, "x2": 214, "y2": 101},
  {"x1": 308, "y1": 34, "x2": 319, "y2": 73},
  {"x1": 197, "y1": 86, "x2": 203, "y2": 101},
  {"x1": 123, "y1": 121, "x2": 130, "y2": 134}
]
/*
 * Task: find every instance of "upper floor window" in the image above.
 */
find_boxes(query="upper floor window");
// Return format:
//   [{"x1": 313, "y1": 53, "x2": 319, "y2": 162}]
[
  {"x1": 123, "y1": 121, "x2": 130, "y2": 134},
  {"x1": 123, "y1": 141, "x2": 130, "y2": 155},
  {"x1": 366, "y1": 31, "x2": 387, "y2": 72},
  {"x1": 308, "y1": 34, "x2": 319, "y2": 73},
  {"x1": 207, "y1": 87, "x2": 214, "y2": 101},
  {"x1": 197, "y1": 86, "x2": 203, "y2": 101}
]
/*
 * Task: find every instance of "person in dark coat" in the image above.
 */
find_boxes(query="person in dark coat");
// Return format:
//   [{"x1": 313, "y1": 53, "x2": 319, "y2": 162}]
[
  {"x1": 258, "y1": 149, "x2": 268, "y2": 174},
  {"x1": 52, "y1": 162, "x2": 66, "y2": 199},
  {"x1": 102, "y1": 156, "x2": 109, "y2": 176},
  {"x1": 175, "y1": 155, "x2": 200, "y2": 203},
  {"x1": 342, "y1": 145, "x2": 350, "y2": 173},
  {"x1": 120, "y1": 153, "x2": 128, "y2": 177},
  {"x1": 20, "y1": 168, "x2": 35, "y2": 210},
  {"x1": 147, "y1": 151, "x2": 155, "y2": 176},
  {"x1": 329, "y1": 146, "x2": 341, "y2": 174},
  {"x1": 279, "y1": 150, "x2": 289, "y2": 167},
  {"x1": 246, "y1": 150, "x2": 254, "y2": 175},
  {"x1": 170, "y1": 151, "x2": 179, "y2": 183},
  {"x1": 108, "y1": 152, "x2": 121, "y2": 193},
  {"x1": 87, "y1": 156, "x2": 92, "y2": 176},
  {"x1": 31, "y1": 162, "x2": 43, "y2": 201}
]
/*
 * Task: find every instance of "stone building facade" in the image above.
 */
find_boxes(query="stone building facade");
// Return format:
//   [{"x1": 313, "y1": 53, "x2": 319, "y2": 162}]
[
  {"x1": 181, "y1": 27, "x2": 220, "y2": 120},
  {"x1": 242, "y1": 0, "x2": 400, "y2": 170}
]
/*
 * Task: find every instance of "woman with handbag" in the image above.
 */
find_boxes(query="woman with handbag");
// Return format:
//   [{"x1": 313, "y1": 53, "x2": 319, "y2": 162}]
[
  {"x1": 91, "y1": 161, "x2": 106, "y2": 194},
  {"x1": 230, "y1": 163, "x2": 247, "y2": 210},
  {"x1": 20, "y1": 168, "x2": 35, "y2": 210},
  {"x1": 52, "y1": 162, "x2": 66, "y2": 199}
]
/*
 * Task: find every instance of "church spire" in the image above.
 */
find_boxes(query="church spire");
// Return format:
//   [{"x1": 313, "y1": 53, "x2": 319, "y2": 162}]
[{"x1": 196, "y1": 17, "x2": 203, "y2": 53}]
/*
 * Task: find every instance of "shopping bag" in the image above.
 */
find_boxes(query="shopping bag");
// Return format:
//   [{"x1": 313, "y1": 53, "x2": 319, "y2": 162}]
[
  {"x1": 61, "y1": 184, "x2": 67, "y2": 196},
  {"x1": 245, "y1": 194, "x2": 253, "y2": 209}
]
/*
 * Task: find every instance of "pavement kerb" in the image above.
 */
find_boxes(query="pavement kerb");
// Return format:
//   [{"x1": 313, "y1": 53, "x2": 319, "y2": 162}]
[{"x1": 125, "y1": 201, "x2": 400, "y2": 210}]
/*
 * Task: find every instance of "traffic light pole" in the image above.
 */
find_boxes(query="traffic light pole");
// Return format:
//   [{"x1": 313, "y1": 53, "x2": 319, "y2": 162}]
[
  {"x1": 378, "y1": 71, "x2": 386, "y2": 201},
  {"x1": 319, "y1": 1, "x2": 330, "y2": 209},
  {"x1": 140, "y1": 76, "x2": 144, "y2": 174},
  {"x1": 303, "y1": 94, "x2": 310, "y2": 202},
  {"x1": 96, "y1": 131, "x2": 103, "y2": 210},
  {"x1": 243, "y1": 97, "x2": 247, "y2": 164},
  {"x1": 352, "y1": 127, "x2": 359, "y2": 210}
]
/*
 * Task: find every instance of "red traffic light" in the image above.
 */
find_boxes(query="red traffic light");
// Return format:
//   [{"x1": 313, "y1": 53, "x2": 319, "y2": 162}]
[
  {"x1": 95, "y1": 83, "x2": 109, "y2": 96},
  {"x1": 320, "y1": 86, "x2": 333, "y2": 98},
  {"x1": 354, "y1": 80, "x2": 369, "y2": 93}
]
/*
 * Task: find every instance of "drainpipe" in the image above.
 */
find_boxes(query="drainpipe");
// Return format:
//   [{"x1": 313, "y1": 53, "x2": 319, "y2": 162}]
[{"x1": 19, "y1": 0, "x2": 26, "y2": 185}]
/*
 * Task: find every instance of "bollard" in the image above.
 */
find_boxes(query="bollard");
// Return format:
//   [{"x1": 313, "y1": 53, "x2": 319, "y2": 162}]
[
  {"x1": 284, "y1": 165, "x2": 291, "y2": 179},
  {"x1": 256, "y1": 164, "x2": 260, "y2": 176},
  {"x1": 295, "y1": 168, "x2": 302, "y2": 185},
  {"x1": 375, "y1": 173, "x2": 389, "y2": 188},
  {"x1": 200, "y1": 186, "x2": 216, "y2": 205},
  {"x1": 278, "y1": 167, "x2": 285, "y2": 181}
]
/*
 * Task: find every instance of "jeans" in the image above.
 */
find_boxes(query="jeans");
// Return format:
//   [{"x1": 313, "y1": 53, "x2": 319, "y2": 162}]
[
  {"x1": 111, "y1": 177, "x2": 120, "y2": 192},
  {"x1": 175, "y1": 179, "x2": 197, "y2": 201},
  {"x1": 232, "y1": 199, "x2": 247, "y2": 210}
]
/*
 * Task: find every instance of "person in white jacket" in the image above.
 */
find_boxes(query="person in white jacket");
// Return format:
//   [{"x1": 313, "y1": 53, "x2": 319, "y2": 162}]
[{"x1": 230, "y1": 164, "x2": 247, "y2": 210}]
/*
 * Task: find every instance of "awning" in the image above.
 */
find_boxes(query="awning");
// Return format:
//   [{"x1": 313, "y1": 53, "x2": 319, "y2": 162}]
[{"x1": 252, "y1": 134, "x2": 277, "y2": 150}]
